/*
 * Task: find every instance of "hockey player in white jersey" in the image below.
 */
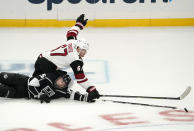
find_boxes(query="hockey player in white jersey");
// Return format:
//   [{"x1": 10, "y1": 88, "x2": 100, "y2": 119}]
[{"x1": 32, "y1": 14, "x2": 100, "y2": 102}]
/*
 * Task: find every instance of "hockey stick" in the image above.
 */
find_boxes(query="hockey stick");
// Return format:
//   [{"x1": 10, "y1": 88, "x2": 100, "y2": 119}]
[
  {"x1": 100, "y1": 86, "x2": 191, "y2": 100},
  {"x1": 102, "y1": 99, "x2": 189, "y2": 112},
  {"x1": 102, "y1": 99, "x2": 178, "y2": 109}
]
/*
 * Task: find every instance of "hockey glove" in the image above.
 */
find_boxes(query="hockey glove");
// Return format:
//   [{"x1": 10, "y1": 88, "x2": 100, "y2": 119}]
[
  {"x1": 83, "y1": 94, "x2": 96, "y2": 103},
  {"x1": 76, "y1": 14, "x2": 88, "y2": 30},
  {"x1": 86, "y1": 86, "x2": 100, "y2": 101},
  {"x1": 38, "y1": 93, "x2": 51, "y2": 104}
]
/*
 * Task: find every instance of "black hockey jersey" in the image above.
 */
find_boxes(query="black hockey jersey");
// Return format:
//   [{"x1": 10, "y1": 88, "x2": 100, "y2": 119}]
[{"x1": 28, "y1": 70, "x2": 72, "y2": 100}]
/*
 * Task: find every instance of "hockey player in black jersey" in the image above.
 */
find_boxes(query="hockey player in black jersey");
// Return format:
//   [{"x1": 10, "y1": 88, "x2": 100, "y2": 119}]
[
  {"x1": 0, "y1": 71, "x2": 95, "y2": 103},
  {"x1": 32, "y1": 14, "x2": 100, "y2": 102}
]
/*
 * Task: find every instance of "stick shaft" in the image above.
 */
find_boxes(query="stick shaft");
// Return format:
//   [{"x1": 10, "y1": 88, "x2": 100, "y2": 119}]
[
  {"x1": 100, "y1": 95, "x2": 180, "y2": 100},
  {"x1": 100, "y1": 86, "x2": 191, "y2": 100},
  {"x1": 102, "y1": 100, "x2": 177, "y2": 109}
]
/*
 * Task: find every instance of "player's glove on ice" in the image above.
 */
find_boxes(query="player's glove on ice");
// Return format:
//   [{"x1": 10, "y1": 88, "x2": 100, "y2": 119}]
[
  {"x1": 38, "y1": 93, "x2": 51, "y2": 104},
  {"x1": 76, "y1": 14, "x2": 88, "y2": 30},
  {"x1": 72, "y1": 91, "x2": 95, "y2": 103},
  {"x1": 83, "y1": 94, "x2": 96, "y2": 103},
  {"x1": 86, "y1": 86, "x2": 100, "y2": 101}
]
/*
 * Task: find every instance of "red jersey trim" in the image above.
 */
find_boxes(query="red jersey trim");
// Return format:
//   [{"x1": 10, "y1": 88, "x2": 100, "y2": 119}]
[
  {"x1": 67, "y1": 29, "x2": 78, "y2": 34},
  {"x1": 50, "y1": 53, "x2": 67, "y2": 56},
  {"x1": 75, "y1": 22, "x2": 84, "y2": 29},
  {"x1": 87, "y1": 86, "x2": 96, "y2": 92},
  {"x1": 67, "y1": 32, "x2": 77, "y2": 38},
  {"x1": 75, "y1": 73, "x2": 85, "y2": 79},
  {"x1": 77, "y1": 78, "x2": 88, "y2": 83}
]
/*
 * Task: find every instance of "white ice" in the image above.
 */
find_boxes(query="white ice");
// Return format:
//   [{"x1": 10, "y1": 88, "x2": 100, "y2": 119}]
[{"x1": 0, "y1": 26, "x2": 194, "y2": 131}]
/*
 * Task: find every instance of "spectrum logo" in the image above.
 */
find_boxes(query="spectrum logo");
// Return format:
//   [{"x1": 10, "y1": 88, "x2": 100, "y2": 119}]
[{"x1": 28, "y1": 0, "x2": 173, "y2": 11}]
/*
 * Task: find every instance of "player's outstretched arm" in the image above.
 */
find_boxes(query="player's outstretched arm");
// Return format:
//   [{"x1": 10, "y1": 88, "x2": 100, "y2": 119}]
[
  {"x1": 75, "y1": 14, "x2": 88, "y2": 30},
  {"x1": 66, "y1": 14, "x2": 88, "y2": 40}
]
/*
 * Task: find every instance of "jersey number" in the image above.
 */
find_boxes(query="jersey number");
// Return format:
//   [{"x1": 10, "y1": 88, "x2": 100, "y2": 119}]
[{"x1": 50, "y1": 43, "x2": 73, "y2": 56}]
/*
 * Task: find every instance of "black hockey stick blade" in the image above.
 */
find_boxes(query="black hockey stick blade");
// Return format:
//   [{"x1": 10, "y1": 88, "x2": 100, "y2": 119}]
[
  {"x1": 179, "y1": 86, "x2": 191, "y2": 100},
  {"x1": 102, "y1": 99, "x2": 177, "y2": 109},
  {"x1": 100, "y1": 86, "x2": 192, "y2": 100}
]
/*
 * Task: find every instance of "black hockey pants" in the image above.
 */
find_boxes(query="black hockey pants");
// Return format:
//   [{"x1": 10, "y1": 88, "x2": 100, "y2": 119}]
[
  {"x1": 0, "y1": 72, "x2": 29, "y2": 98},
  {"x1": 32, "y1": 55, "x2": 58, "y2": 77}
]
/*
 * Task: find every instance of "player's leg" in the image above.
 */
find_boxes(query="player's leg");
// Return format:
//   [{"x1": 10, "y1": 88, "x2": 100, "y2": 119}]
[
  {"x1": 0, "y1": 72, "x2": 29, "y2": 98},
  {"x1": 0, "y1": 83, "x2": 16, "y2": 98},
  {"x1": 33, "y1": 56, "x2": 58, "y2": 76},
  {"x1": 14, "y1": 73, "x2": 29, "y2": 98},
  {"x1": 0, "y1": 72, "x2": 28, "y2": 86},
  {"x1": 0, "y1": 72, "x2": 18, "y2": 86}
]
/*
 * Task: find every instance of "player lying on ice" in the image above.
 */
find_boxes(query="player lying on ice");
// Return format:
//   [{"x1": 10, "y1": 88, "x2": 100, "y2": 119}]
[
  {"x1": 32, "y1": 14, "x2": 100, "y2": 101},
  {"x1": 0, "y1": 71, "x2": 97, "y2": 103}
]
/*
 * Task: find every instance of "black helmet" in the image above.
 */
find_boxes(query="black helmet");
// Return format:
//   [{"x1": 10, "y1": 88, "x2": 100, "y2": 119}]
[
  {"x1": 54, "y1": 70, "x2": 72, "y2": 89},
  {"x1": 61, "y1": 74, "x2": 71, "y2": 87}
]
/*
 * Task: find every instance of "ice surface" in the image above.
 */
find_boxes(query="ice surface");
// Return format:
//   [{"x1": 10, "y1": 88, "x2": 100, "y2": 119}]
[{"x1": 0, "y1": 27, "x2": 194, "y2": 131}]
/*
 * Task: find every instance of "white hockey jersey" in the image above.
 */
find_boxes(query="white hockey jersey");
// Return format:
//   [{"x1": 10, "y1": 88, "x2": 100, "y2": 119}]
[
  {"x1": 40, "y1": 26, "x2": 93, "y2": 90},
  {"x1": 42, "y1": 40, "x2": 79, "y2": 69}
]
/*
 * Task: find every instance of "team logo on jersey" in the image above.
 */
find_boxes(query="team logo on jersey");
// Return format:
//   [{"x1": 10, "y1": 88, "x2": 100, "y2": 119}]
[
  {"x1": 42, "y1": 86, "x2": 55, "y2": 97},
  {"x1": 39, "y1": 74, "x2": 46, "y2": 79}
]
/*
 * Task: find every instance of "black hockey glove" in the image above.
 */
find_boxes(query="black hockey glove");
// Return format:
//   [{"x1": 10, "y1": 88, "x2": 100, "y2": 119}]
[
  {"x1": 72, "y1": 91, "x2": 95, "y2": 103},
  {"x1": 84, "y1": 94, "x2": 96, "y2": 103},
  {"x1": 76, "y1": 14, "x2": 88, "y2": 30},
  {"x1": 86, "y1": 86, "x2": 100, "y2": 101},
  {"x1": 38, "y1": 93, "x2": 51, "y2": 104}
]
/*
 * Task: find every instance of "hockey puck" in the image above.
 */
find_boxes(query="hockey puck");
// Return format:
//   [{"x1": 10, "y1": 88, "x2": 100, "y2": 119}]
[{"x1": 184, "y1": 108, "x2": 188, "y2": 112}]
